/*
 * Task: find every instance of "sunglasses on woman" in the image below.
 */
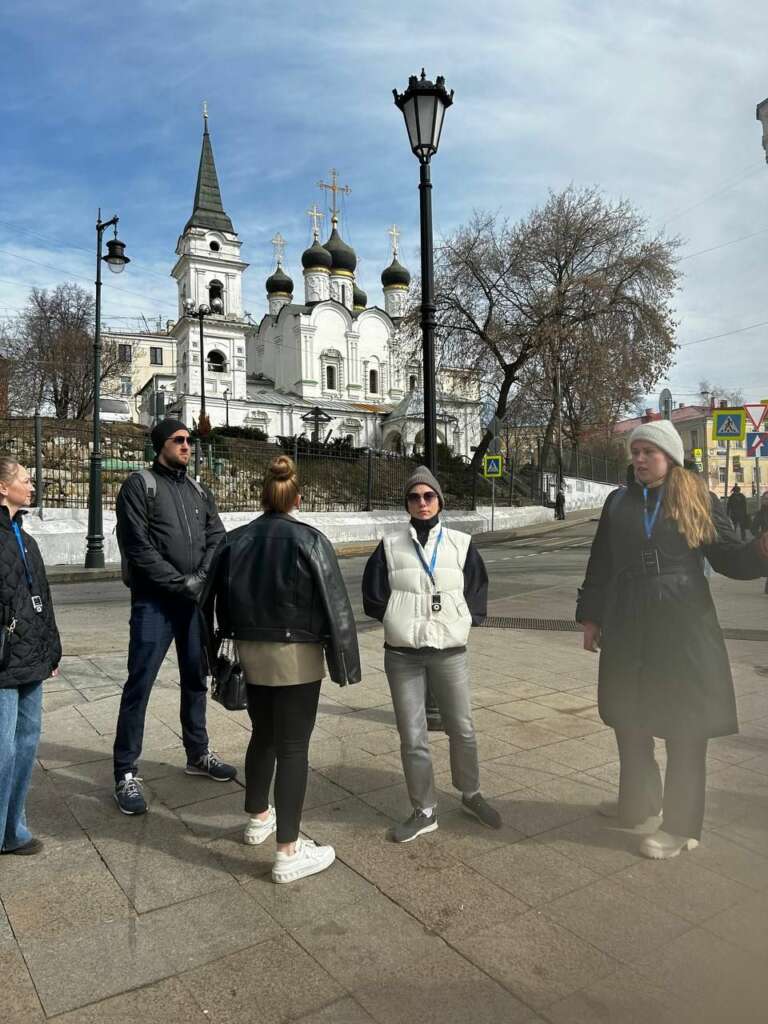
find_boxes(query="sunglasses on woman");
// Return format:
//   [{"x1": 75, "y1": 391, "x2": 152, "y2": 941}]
[{"x1": 407, "y1": 491, "x2": 438, "y2": 503}]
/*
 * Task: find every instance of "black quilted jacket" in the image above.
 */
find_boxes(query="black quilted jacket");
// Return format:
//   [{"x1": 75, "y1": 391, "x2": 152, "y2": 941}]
[{"x1": 0, "y1": 507, "x2": 61, "y2": 688}]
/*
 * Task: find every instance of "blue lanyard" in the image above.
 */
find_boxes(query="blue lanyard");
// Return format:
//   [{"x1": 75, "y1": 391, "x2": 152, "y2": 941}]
[
  {"x1": 412, "y1": 528, "x2": 443, "y2": 591},
  {"x1": 12, "y1": 521, "x2": 34, "y2": 589},
  {"x1": 642, "y1": 486, "x2": 664, "y2": 541}
]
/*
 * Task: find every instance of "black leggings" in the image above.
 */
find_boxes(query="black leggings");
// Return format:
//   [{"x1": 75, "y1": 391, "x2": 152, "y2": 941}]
[
  {"x1": 615, "y1": 728, "x2": 708, "y2": 840},
  {"x1": 244, "y1": 681, "x2": 321, "y2": 843}
]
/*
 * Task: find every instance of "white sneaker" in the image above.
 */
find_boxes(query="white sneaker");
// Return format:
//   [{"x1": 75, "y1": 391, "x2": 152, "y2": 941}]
[
  {"x1": 243, "y1": 806, "x2": 276, "y2": 846},
  {"x1": 272, "y1": 837, "x2": 335, "y2": 884},
  {"x1": 640, "y1": 829, "x2": 699, "y2": 860}
]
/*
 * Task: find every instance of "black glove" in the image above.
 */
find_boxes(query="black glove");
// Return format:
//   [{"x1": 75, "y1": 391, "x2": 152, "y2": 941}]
[{"x1": 182, "y1": 569, "x2": 207, "y2": 602}]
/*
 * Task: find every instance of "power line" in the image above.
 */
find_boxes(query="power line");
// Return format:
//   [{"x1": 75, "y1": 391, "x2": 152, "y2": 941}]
[
  {"x1": 677, "y1": 226, "x2": 768, "y2": 263},
  {"x1": 660, "y1": 165, "x2": 764, "y2": 227},
  {"x1": 679, "y1": 319, "x2": 768, "y2": 348}
]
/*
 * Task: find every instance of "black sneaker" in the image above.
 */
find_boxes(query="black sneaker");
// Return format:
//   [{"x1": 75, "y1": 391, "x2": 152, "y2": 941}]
[
  {"x1": 184, "y1": 751, "x2": 237, "y2": 782},
  {"x1": 462, "y1": 793, "x2": 502, "y2": 829},
  {"x1": 389, "y1": 809, "x2": 438, "y2": 843},
  {"x1": 114, "y1": 774, "x2": 148, "y2": 815}
]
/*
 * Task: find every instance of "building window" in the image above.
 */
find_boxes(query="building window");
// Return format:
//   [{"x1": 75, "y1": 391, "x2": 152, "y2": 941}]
[
  {"x1": 209, "y1": 240, "x2": 220, "y2": 252},
  {"x1": 690, "y1": 429, "x2": 698, "y2": 448},
  {"x1": 325, "y1": 365, "x2": 337, "y2": 391},
  {"x1": 150, "y1": 347, "x2": 163, "y2": 366},
  {"x1": 409, "y1": 374, "x2": 417, "y2": 392},
  {"x1": 118, "y1": 343, "x2": 132, "y2": 363},
  {"x1": 718, "y1": 467, "x2": 727, "y2": 483},
  {"x1": 207, "y1": 350, "x2": 226, "y2": 372},
  {"x1": 369, "y1": 369, "x2": 379, "y2": 394},
  {"x1": 208, "y1": 279, "x2": 224, "y2": 311},
  {"x1": 120, "y1": 376, "x2": 132, "y2": 396}
]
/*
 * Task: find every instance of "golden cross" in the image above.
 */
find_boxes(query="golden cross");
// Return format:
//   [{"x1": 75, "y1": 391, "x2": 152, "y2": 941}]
[
  {"x1": 387, "y1": 223, "x2": 400, "y2": 258},
  {"x1": 271, "y1": 232, "x2": 286, "y2": 266},
  {"x1": 317, "y1": 168, "x2": 351, "y2": 225},
  {"x1": 307, "y1": 203, "x2": 324, "y2": 240}
]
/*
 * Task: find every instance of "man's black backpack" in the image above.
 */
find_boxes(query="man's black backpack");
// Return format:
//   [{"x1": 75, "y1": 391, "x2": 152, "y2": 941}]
[{"x1": 116, "y1": 468, "x2": 207, "y2": 587}]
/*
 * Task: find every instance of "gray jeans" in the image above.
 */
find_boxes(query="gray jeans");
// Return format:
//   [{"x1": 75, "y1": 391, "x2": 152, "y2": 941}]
[{"x1": 384, "y1": 647, "x2": 480, "y2": 811}]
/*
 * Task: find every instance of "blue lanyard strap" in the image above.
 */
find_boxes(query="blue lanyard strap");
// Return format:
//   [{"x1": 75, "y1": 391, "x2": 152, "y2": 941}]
[
  {"x1": 411, "y1": 528, "x2": 443, "y2": 590},
  {"x1": 12, "y1": 522, "x2": 34, "y2": 590},
  {"x1": 642, "y1": 486, "x2": 664, "y2": 541}
]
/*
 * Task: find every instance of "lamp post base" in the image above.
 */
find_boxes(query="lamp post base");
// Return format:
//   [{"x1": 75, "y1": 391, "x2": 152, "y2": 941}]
[{"x1": 84, "y1": 547, "x2": 105, "y2": 570}]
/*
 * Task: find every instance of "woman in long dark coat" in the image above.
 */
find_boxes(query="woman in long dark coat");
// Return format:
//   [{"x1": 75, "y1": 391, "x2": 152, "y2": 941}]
[{"x1": 577, "y1": 420, "x2": 768, "y2": 860}]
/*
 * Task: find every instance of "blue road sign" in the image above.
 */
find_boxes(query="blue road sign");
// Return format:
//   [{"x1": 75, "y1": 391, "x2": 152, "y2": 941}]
[
  {"x1": 483, "y1": 454, "x2": 503, "y2": 478},
  {"x1": 746, "y1": 432, "x2": 768, "y2": 457}
]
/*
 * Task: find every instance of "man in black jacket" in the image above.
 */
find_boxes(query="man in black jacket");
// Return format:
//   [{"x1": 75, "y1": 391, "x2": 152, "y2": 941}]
[{"x1": 112, "y1": 418, "x2": 235, "y2": 815}]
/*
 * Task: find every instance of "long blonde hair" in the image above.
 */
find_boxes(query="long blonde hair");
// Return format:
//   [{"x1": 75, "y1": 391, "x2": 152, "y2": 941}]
[
  {"x1": 261, "y1": 455, "x2": 299, "y2": 513},
  {"x1": 663, "y1": 466, "x2": 716, "y2": 548}
]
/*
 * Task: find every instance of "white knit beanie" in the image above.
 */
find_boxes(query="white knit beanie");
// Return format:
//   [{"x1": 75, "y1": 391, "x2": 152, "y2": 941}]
[{"x1": 628, "y1": 420, "x2": 684, "y2": 467}]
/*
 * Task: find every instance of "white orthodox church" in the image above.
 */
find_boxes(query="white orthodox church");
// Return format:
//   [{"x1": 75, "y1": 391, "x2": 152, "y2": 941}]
[{"x1": 163, "y1": 116, "x2": 482, "y2": 456}]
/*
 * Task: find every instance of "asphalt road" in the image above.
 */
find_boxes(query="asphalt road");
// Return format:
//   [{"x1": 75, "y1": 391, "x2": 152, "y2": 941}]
[{"x1": 50, "y1": 519, "x2": 599, "y2": 655}]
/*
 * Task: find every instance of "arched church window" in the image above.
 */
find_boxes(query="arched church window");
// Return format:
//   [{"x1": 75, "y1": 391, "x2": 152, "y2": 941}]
[
  {"x1": 409, "y1": 374, "x2": 417, "y2": 392},
  {"x1": 207, "y1": 350, "x2": 227, "y2": 373},
  {"x1": 369, "y1": 369, "x2": 379, "y2": 394},
  {"x1": 208, "y1": 280, "x2": 224, "y2": 312},
  {"x1": 326, "y1": 365, "x2": 337, "y2": 391}
]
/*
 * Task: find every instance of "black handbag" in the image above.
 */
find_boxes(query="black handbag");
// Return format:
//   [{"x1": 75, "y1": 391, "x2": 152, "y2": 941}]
[{"x1": 210, "y1": 636, "x2": 248, "y2": 711}]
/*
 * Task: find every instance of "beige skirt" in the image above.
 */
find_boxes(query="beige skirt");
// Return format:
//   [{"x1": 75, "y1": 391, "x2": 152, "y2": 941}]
[{"x1": 236, "y1": 641, "x2": 325, "y2": 686}]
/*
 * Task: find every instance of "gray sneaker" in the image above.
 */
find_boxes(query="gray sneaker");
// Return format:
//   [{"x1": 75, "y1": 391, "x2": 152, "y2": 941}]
[{"x1": 389, "y1": 809, "x2": 438, "y2": 843}]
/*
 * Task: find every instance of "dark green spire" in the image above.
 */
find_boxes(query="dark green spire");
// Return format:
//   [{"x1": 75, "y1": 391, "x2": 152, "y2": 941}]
[{"x1": 184, "y1": 113, "x2": 235, "y2": 234}]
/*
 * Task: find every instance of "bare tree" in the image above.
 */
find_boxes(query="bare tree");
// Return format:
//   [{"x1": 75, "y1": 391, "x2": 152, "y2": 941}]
[
  {"x1": 433, "y1": 188, "x2": 680, "y2": 469},
  {"x1": 697, "y1": 379, "x2": 743, "y2": 408},
  {"x1": 4, "y1": 283, "x2": 129, "y2": 419}
]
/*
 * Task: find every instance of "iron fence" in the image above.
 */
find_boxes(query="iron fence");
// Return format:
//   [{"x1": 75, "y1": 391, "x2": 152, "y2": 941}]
[{"x1": 0, "y1": 417, "x2": 623, "y2": 514}]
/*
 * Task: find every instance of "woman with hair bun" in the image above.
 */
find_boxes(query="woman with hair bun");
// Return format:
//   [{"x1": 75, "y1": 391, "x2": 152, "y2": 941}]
[
  {"x1": 209, "y1": 455, "x2": 360, "y2": 883},
  {"x1": 577, "y1": 420, "x2": 768, "y2": 860}
]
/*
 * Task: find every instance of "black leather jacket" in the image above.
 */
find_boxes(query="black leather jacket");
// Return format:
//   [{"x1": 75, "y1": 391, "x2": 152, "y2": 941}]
[
  {"x1": 208, "y1": 512, "x2": 361, "y2": 686},
  {"x1": 116, "y1": 461, "x2": 225, "y2": 596}
]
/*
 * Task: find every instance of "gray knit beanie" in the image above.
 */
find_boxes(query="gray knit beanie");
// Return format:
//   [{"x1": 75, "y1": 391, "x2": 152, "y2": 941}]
[
  {"x1": 404, "y1": 465, "x2": 444, "y2": 510},
  {"x1": 628, "y1": 420, "x2": 684, "y2": 467}
]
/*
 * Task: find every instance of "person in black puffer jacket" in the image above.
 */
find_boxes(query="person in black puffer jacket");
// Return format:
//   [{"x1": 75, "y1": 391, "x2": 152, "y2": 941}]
[
  {"x1": 0, "y1": 456, "x2": 61, "y2": 856},
  {"x1": 112, "y1": 418, "x2": 235, "y2": 817}
]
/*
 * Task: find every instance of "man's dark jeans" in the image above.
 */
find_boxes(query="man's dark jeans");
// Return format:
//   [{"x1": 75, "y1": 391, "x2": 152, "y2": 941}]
[{"x1": 113, "y1": 594, "x2": 209, "y2": 782}]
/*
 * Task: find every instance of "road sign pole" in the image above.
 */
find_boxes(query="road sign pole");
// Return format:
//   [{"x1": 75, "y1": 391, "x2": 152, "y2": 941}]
[
  {"x1": 491, "y1": 477, "x2": 495, "y2": 532},
  {"x1": 724, "y1": 439, "x2": 730, "y2": 499}
]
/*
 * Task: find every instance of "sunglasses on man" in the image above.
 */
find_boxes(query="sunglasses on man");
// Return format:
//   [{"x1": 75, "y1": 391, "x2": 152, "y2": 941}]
[
  {"x1": 169, "y1": 435, "x2": 191, "y2": 447},
  {"x1": 407, "y1": 491, "x2": 438, "y2": 504}
]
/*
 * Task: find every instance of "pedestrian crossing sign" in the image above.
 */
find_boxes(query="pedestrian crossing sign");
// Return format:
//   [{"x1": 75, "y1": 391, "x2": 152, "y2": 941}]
[
  {"x1": 483, "y1": 454, "x2": 503, "y2": 478},
  {"x1": 712, "y1": 409, "x2": 746, "y2": 442}
]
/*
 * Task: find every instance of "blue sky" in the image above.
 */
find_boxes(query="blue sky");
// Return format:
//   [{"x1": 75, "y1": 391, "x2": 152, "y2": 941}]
[{"x1": 2, "y1": 0, "x2": 768, "y2": 406}]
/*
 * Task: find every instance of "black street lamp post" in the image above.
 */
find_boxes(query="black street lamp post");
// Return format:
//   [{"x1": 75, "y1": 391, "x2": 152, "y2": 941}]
[
  {"x1": 394, "y1": 70, "x2": 453, "y2": 475},
  {"x1": 84, "y1": 213, "x2": 129, "y2": 568},
  {"x1": 223, "y1": 387, "x2": 230, "y2": 427}
]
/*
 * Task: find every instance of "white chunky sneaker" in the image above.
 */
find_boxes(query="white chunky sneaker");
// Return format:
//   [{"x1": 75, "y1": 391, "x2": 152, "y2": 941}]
[
  {"x1": 640, "y1": 829, "x2": 699, "y2": 860},
  {"x1": 243, "y1": 806, "x2": 276, "y2": 846},
  {"x1": 272, "y1": 837, "x2": 335, "y2": 884}
]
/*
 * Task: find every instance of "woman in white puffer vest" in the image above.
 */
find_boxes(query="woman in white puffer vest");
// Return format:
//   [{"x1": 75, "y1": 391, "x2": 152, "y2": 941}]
[{"x1": 362, "y1": 466, "x2": 502, "y2": 843}]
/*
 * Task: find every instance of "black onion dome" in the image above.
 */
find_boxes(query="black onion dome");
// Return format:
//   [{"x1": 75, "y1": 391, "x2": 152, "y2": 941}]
[
  {"x1": 324, "y1": 226, "x2": 357, "y2": 273},
  {"x1": 301, "y1": 239, "x2": 332, "y2": 271},
  {"x1": 266, "y1": 265, "x2": 294, "y2": 295},
  {"x1": 381, "y1": 257, "x2": 411, "y2": 288},
  {"x1": 353, "y1": 283, "x2": 367, "y2": 309}
]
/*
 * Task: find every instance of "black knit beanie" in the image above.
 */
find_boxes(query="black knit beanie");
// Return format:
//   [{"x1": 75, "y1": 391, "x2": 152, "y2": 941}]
[
  {"x1": 404, "y1": 465, "x2": 444, "y2": 510},
  {"x1": 151, "y1": 418, "x2": 189, "y2": 454}
]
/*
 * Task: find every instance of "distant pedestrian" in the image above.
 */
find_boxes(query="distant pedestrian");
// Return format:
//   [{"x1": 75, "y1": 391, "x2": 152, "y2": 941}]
[
  {"x1": 208, "y1": 455, "x2": 360, "y2": 883},
  {"x1": 112, "y1": 418, "x2": 235, "y2": 816},
  {"x1": 577, "y1": 420, "x2": 768, "y2": 860},
  {"x1": 726, "y1": 484, "x2": 749, "y2": 541},
  {"x1": 0, "y1": 457, "x2": 61, "y2": 856},
  {"x1": 554, "y1": 489, "x2": 566, "y2": 520},
  {"x1": 362, "y1": 466, "x2": 501, "y2": 842},
  {"x1": 752, "y1": 492, "x2": 768, "y2": 595}
]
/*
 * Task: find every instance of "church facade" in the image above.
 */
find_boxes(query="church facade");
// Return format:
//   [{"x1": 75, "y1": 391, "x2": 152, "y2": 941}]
[{"x1": 159, "y1": 117, "x2": 482, "y2": 456}]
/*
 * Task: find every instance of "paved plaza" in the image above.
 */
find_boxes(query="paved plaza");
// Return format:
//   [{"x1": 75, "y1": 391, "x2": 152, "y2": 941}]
[{"x1": 3, "y1": 602, "x2": 768, "y2": 1021}]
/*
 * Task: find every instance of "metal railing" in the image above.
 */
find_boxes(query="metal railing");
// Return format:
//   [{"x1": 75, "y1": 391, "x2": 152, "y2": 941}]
[{"x1": 0, "y1": 417, "x2": 623, "y2": 514}]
